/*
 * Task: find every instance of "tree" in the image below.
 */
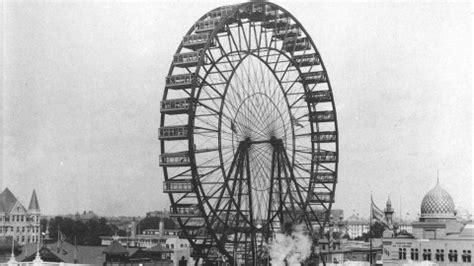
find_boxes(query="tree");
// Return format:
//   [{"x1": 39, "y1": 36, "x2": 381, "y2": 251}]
[
  {"x1": 355, "y1": 222, "x2": 385, "y2": 242},
  {"x1": 46, "y1": 216, "x2": 117, "y2": 246},
  {"x1": 136, "y1": 217, "x2": 177, "y2": 234}
]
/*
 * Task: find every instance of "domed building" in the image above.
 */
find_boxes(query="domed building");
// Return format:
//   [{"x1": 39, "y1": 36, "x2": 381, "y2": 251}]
[
  {"x1": 419, "y1": 178, "x2": 456, "y2": 221},
  {"x1": 382, "y1": 179, "x2": 473, "y2": 265}
]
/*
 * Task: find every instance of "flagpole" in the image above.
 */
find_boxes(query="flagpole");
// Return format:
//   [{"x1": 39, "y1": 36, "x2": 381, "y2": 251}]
[
  {"x1": 11, "y1": 227, "x2": 15, "y2": 258},
  {"x1": 369, "y1": 194, "x2": 373, "y2": 265},
  {"x1": 8, "y1": 227, "x2": 16, "y2": 263}
]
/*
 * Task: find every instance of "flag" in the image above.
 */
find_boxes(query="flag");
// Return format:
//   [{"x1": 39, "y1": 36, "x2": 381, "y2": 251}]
[{"x1": 370, "y1": 196, "x2": 386, "y2": 225}]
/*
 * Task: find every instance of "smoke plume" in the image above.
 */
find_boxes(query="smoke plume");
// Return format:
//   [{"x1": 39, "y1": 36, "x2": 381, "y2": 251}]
[{"x1": 269, "y1": 224, "x2": 313, "y2": 266}]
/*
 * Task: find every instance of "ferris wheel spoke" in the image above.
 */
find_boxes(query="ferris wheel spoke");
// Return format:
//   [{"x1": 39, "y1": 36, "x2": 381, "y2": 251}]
[
  {"x1": 162, "y1": 3, "x2": 338, "y2": 262},
  {"x1": 227, "y1": 29, "x2": 244, "y2": 61}
]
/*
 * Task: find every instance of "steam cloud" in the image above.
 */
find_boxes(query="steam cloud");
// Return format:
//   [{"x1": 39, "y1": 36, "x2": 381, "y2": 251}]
[{"x1": 269, "y1": 224, "x2": 312, "y2": 266}]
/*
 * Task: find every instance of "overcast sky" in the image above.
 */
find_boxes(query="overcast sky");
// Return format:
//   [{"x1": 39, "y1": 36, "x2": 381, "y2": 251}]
[{"x1": 1, "y1": 1, "x2": 472, "y2": 219}]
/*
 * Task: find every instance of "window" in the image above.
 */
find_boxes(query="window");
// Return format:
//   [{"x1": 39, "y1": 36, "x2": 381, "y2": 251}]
[
  {"x1": 411, "y1": 248, "x2": 419, "y2": 260},
  {"x1": 423, "y1": 249, "x2": 432, "y2": 261},
  {"x1": 449, "y1": 250, "x2": 458, "y2": 262},
  {"x1": 435, "y1": 249, "x2": 444, "y2": 261},
  {"x1": 399, "y1": 248, "x2": 407, "y2": 260},
  {"x1": 462, "y1": 250, "x2": 471, "y2": 263}
]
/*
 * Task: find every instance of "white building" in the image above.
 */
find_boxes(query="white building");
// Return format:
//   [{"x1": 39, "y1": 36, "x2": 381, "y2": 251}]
[
  {"x1": 382, "y1": 180, "x2": 473, "y2": 265},
  {"x1": 0, "y1": 188, "x2": 41, "y2": 245},
  {"x1": 345, "y1": 215, "x2": 370, "y2": 239}
]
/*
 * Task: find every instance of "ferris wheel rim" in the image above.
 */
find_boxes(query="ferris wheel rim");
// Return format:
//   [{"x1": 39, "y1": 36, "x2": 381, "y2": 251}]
[{"x1": 160, "y1": 1, "x2": 339, "y2": 262}]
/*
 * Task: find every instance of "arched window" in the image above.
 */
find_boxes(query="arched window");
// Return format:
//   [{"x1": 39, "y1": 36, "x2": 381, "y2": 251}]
[{"x1": 462, "y1": 250, "x2": 471, "y2": 263}]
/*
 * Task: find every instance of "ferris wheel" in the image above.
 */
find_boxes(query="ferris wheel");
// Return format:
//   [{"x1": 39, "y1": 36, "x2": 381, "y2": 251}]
[{"x1": 159, "y1": 2, "x2": 338, "y2": 264}]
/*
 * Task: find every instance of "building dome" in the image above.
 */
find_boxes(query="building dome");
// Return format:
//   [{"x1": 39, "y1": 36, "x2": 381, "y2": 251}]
[{"x1": 420, "y1": 179, "x2": 455, "y2": 219}]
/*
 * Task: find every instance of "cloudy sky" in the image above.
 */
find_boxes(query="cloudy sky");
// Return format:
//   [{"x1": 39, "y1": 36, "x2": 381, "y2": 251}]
[{"x1": 1, "y1": 1, "x2": 472, "y2": 219}]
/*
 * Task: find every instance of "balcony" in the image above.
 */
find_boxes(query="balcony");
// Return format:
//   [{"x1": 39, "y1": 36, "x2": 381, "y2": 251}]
[
  {"x1": 182, "y1": 33, "x2": 214, "y2": 50},
  {"x1": 312, "y1": 131, "x2": 337, "y2": 143},
  {"x1": 159, "y1": 152, "x2": 191, "y2": 167},
  {"x1": 170, "y1": 204, "x2": 201, "y2": 218},
  {"x1": 309, "y1": 192, "x2": 334, "y2": 203},
  {"x1": 313, "y1": 150, "x2": 337, "y2": 163},
  {"x1": 309, "y1": 111, "x2": 335, "y2": 123},
  {"x1": 273, "y1": 25, "x2": 301, "y2": 39},
  {"x1": 292, "y1": 53, "x2": 321, "y2": 67},
  {"x1": 282, "y1": 37, "x2": 311, "y2": 52},
  {"x1": 192, "y1": 246, "x2": 219, "y2": 258},
  {"x1": 312, "y1": 172, "x2": 337, "y2": 183},
  {"x1": 195, "y1": 18, "x2": 223, "y2": 33},
  {"x1": 160, "y1": 98, "x2": 193, "y2": 114},
  {"x1": 305, "y1": 90, "x2": 332, "y2": 103},
  {"x1": 298, "y1": 71, "x2": 327, "y2": 84},
  {"x1": 261, "y1": 14, "x2": 290, "y2": 29},
  {"x1": 158, "y1": 126, "x2": 189, "y2": 140},
  {"x1": 173, "y1": 51, "x2": 204, "y2": 68},
  {"x1": 184, "y1": 227, "x2": 210, "y2": 239},
  {"x1": 207, "y1": 6, "x2": 235, "y2": 20},
  {"x1": 163, "y1": 180, "x2": 194, "y2": 193},
  {"x1": 181, "y1": 217, "x2": 206, "y2": 228},
  {"x1": 165, "y1": 73, "x2": 198, "y2": 89}
]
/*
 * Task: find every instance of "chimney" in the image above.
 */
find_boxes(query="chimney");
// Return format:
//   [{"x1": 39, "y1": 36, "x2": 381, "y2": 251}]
[{"x1": 159, "y1": 220, "x2": 165, "y2": 237}]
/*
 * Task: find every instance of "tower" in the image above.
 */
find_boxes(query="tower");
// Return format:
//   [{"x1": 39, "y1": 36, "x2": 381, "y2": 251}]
[
  {"x1": 382, "y1": 196, "x2": 395, "y2": 238},
  {"x1": 384, "y1": 196, "x2": 394, "y2": 229}
]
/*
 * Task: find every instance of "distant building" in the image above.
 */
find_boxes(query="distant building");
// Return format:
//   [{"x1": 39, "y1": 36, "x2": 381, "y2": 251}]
[
  {"x1": 0, "y1": 188, "x2": 41, "y2": 245},
  {"x1": 100, "y1": 219, "x2": 192, "y2": 266},
  {"x1": 316, "y1": 239, "x2": 383, "y2": 264},
  {"x1": 165, "y1": 238, "x2": 192, "y2": 266},
  {"x1": 383, "y1": 179, "x2": 474, "y2": 265},
  {"x1": 101, "y1": 220, "x2": 181, "y2": 248},
  {"x1": 60, "y1": 210, "x2": 99, "y2": 221},
  {"x1": 330, "y1": 209, "x2": 344, "y2": 224},
  {"x1": 18, "y1": 241, "x2": 105, "y2": 264},
  {"x1": 344, "y1": 215, "x2": 370, "y2": 239},
  {"x1": 146, "y1": 210, "x2": 170, "y2": 219},
  {"x1": 398, "y1": 222, "x2": 413, "y2": 234}
]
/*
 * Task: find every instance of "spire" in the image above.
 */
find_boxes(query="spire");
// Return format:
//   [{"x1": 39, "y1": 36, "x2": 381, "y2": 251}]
[
  {"x1": 437, "y1": 170, "x2": 440, "y2": 185},
  {"x1": 28, "y1": 190, "x2": 40, "y2": 211},
  {"x1": 1, "y1": 188, "x2": 18, "y2": 213},
  {"x1": 386, "y1": 194, "x2": 392, "y2": 207}
]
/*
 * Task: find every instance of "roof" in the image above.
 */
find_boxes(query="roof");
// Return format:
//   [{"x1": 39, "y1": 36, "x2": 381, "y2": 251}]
[
  {"x1": 420, "y1": 179, "x2": 455, "y2": 219},
  {"x1": 28, "y1": 190, "x2": 40, "y2": 211},
  {"x1": 0, "y1": 236, "x2": 21, "y2": 250},
  {"x1": 147, "y1": 244, "x2": 172, "y2": 253},
  {"x1": 18, "y1": 241, "x2": 107, "y2": 265},
  {"x1": 0, "y1": 188, "x2": 18, "y2": 213},
  {"x1": 103, "y1": 240, "x2": 128, "y2": 255},
  {"x1": 459, "y1": 223, "x2": 474, "y2": 238}
]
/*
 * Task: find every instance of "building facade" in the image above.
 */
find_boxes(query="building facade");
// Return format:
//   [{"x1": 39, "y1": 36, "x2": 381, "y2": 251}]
[
  {"x1": 0, "y1": 188, "x2": 41, "y2": 245},
  {"x1": 345, "y1": 215, "x2": 370, "y2": 239},
  {"x1": 382, "y1": 180, "x2": 473, "y2": 265}
]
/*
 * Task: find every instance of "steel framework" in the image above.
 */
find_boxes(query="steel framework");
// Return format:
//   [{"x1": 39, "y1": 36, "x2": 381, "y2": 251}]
[{"x1": 159, "y1": 2, "x2": 338, "y2": 265}]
